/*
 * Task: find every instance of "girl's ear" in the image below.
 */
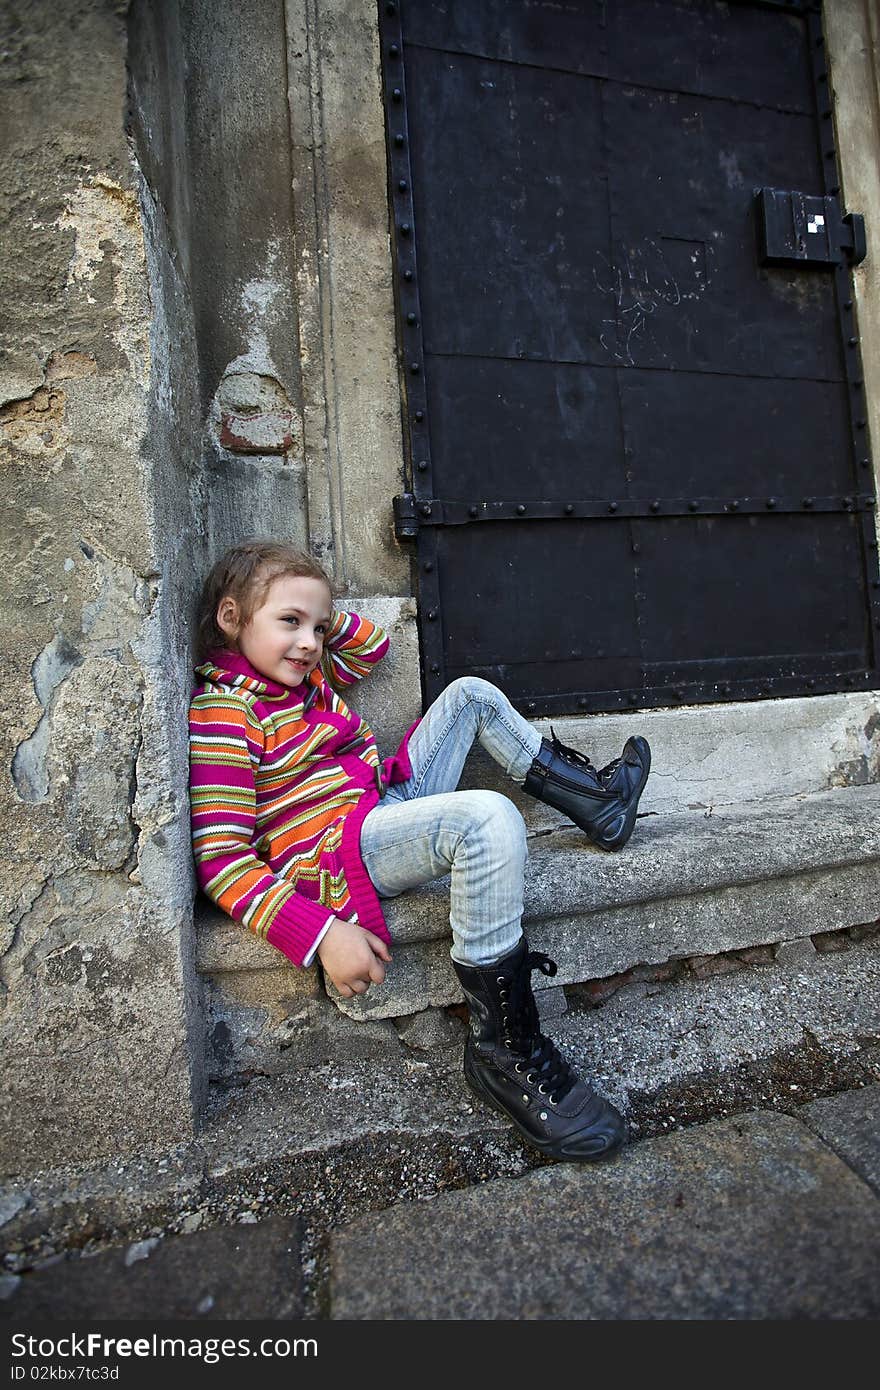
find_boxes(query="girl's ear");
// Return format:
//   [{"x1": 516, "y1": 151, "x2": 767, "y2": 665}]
[{"x1": 216, "y1": 595, "x2": 241, "y2": 641}]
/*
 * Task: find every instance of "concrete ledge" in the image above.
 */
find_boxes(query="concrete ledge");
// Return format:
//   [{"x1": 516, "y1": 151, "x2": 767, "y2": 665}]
[
  {"x1": 196, "y1": 782, "x2": 880, "y2": 981},
  {"x1": 460, "y1": 689, "x2": 880, "y2": 826},
  {"x1": 197, "y1": 784, "x2": 880, "y2": 1019}
]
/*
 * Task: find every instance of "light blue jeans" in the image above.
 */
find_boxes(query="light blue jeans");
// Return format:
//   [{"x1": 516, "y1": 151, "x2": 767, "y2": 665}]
[{"x1": 359, "y1": 677, "x2": 543, "y2": 967}]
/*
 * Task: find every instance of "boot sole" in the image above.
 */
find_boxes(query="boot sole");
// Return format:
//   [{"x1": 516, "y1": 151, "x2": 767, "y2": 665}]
[
  {"x1": 589, "y1": 735, "x2": 651, "y2": 852},
  {"x1": 463, "y1": 1052, "x2": 625, "y2": 1163}
]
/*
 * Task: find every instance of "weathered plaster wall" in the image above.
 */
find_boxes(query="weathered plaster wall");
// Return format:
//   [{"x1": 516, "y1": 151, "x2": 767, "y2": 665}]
[
  {"x1": 826, "y1": 0, "x2": 880, "y2": 504},
  {"x1": 0, "y1": 0, "x2": 203, "y2": 1177},
  {"x1": 129, "y1": 0, "x2": 313, "y2": 565},
  {"x1": 285, "y1": 0, "x2": 412, "y2": 596}
]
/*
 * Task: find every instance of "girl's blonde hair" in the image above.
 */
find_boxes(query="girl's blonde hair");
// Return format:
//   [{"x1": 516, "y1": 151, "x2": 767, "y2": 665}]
[{"x1": 195, "y1": 539, "x2": 334, "y2": 660}]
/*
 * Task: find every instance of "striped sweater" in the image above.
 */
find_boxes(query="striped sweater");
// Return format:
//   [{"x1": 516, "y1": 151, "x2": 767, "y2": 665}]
[{"x1": 188, "y1": 608, "x2": 419, "y2": 967}]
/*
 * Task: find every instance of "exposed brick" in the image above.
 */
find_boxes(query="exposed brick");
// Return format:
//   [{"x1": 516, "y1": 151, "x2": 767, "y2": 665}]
[
  {"x1": 812, "y1": 931, "x2": 850, "y2": 955},
  {"x1": 848, "y1": 921, "x2": 880, "y2": 943},
  {"x1": 570, "y1": 968, "x2": 634, "y2": 1008},
  {"x1": 733, "y1": 946, "x2": 776, "y2": 966},
  {"x1": 631, "y1": 960, "x2": 682, "y2": 984},
  {"x1": 688, "y1": 953, "x2": 744, "y2": 980},
  {"x1": 219, "y1": 409, "x2": 294, "y2": 454},
  {"x1": 775, "y1": 938, "x2": 817, "y2": 967}
]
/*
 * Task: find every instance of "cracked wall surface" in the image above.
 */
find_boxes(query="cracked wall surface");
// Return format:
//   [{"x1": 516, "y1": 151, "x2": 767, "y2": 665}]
[{"x1": 0, "y1": 0, "x2": 202, "y2": 1177}]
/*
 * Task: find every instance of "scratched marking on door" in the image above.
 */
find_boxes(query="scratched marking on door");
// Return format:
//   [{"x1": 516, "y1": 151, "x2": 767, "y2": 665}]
[{"x1": 594, "y1": 236, "x2": 714, "y2": 365}]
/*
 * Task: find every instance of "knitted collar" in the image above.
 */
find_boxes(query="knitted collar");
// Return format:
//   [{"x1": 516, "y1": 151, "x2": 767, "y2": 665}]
[{"x1": 195, "y1": 648, "x2": 318, "y2": 700}]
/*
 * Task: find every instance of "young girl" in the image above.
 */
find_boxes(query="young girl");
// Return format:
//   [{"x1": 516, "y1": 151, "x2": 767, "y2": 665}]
[{"x1": 189, "y1": 539, "x2": 651, "y2": 1162}]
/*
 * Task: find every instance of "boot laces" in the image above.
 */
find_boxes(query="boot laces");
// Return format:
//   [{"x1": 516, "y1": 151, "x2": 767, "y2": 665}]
[
  {"x1": 549, "y1": 725, "x2": 597, "y2": 774},
  {"x1": 524, "y1": 1035, "x2": 579, "y2": 1105},
  {"x1": 508, "y1": 950, "x2": 578, "y2": 1105}
]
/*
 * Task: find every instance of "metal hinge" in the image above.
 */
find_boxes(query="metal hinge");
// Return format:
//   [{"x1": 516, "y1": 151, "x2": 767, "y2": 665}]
[
  {"x1": 393, "y1": 493, "x2": 419, "y2": 540},
  {"x1": 755, "y1": 188, "x2": 867, "y2": 268}
]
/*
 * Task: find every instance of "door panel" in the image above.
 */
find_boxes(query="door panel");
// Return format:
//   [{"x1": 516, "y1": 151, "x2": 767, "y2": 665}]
[{"x1": 382, "y1": 0, "x2": 876, "y2": 714}]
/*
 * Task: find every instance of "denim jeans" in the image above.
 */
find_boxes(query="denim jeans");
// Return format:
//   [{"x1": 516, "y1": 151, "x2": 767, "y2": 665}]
[{"x1": 359, "y1": 677, "x2": 543, "y2": 967}]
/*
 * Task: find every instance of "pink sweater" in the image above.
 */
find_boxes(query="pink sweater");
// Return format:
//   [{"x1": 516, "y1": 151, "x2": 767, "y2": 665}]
[{"x1": 188, "y1": 608, "x2": 418, "y2": 967}]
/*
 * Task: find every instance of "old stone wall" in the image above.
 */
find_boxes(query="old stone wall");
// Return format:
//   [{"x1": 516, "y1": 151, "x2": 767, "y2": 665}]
[{"x1": 0, "y1": 0, "x2": 204, "y2": 1176}]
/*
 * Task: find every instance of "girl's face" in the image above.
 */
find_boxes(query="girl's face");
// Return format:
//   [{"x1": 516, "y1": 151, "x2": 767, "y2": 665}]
[{"x1": 217, "y1": 574, "x2": 333, "y2": 687}]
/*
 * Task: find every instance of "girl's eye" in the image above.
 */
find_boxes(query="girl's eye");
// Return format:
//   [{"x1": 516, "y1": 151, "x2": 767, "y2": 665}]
[{"x1": 282, "y1": 616, "x2": 299, "y2": 625}]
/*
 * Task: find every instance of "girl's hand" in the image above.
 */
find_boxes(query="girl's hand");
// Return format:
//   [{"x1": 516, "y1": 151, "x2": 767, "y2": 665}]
[{"x1": 316, "y1": 916, "x2": 392, "y2": 997}]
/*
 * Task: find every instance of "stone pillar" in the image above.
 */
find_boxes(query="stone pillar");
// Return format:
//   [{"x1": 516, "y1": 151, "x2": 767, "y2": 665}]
[
  {"x1": 0, "y1": 0, "x2": 205, "y2": 1176},
  {"x1": 825, "y1": 0, "x2": 880, "y2": 503}
]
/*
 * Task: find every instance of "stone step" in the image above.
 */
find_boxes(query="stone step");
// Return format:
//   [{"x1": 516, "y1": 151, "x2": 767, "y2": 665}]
[
  {"x1": 3, "y1": 937, "x2": 879, "y2": 1289},
  {"x1": 7, "y1": 1087, "x2": 879, "y2": 1322},
  {"x1": 456, "y1": 688, "x2": 880, "y2": 830},
  {"x1": 327, "y1": 1093, "x2": 880, "y2": 1320},
  {"x1": 0, "y1": 1216, "x2": 306, "y2": 1321},
  {"x1": 197, "y1": 783, "x2": 880, "y2": 1038}
]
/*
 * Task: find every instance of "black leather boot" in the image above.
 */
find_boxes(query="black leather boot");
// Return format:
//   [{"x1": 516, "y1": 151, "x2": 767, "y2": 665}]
[
  {"x1": 522, "y1": 728, "x2": 651, "y2": 851},
  {"x1": 452, "y1": 937, "x2": 626, "y2": 1161}
]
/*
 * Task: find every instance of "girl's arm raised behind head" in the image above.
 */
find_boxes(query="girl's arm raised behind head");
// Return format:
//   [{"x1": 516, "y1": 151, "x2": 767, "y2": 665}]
[{"x1": 321, "y1": 608, "x2": 390, "y2": 688}]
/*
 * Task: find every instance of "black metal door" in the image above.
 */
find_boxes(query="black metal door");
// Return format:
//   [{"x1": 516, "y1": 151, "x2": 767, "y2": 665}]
[{"x1": 381, "y1": 0, "x2": 876, "y2": 715}]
